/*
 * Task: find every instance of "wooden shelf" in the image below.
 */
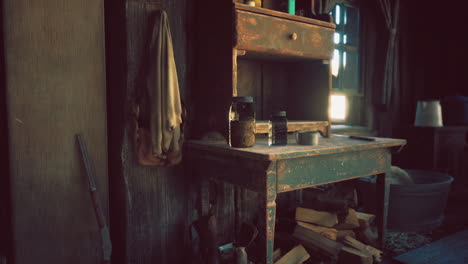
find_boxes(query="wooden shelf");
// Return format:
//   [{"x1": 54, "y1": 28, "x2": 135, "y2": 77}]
[{"x1": 256, "y1": 120, "x2": 329, "y2": 134}]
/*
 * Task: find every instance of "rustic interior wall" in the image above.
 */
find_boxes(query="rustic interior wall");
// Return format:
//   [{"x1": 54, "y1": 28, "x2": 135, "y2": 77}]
[
  {"x1": 406, "y1": 3, "x2": 468, "y2": 101},
  {"x1": 105, "y1": 0, "x2": 271, "y2": 262},
  {"x1": 2, "y1": 0, "x2": 108, "y2": 263},
  {"x1": 107, "y1": 0, "x2": 193, "y2": 263},
  {"x1": 0, "y1": 2, "x2": 12, "y2": 261}
]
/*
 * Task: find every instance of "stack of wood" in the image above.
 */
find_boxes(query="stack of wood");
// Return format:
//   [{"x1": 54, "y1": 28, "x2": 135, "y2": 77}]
[{"x1": 274, "y1": 207, "x2": 382, "y2": 264}]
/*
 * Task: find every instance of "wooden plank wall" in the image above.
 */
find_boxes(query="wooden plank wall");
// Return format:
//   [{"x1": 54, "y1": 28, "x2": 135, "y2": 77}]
[
  {"x1": 111, "y1": 0, "x2": 193, "y2": 263},
  {"x1": 105, "y1": 1, "x2": 269, "y2": 263},
  {"x1": 2, "y1": 0, "x2": 108, "y2": 263},
  {"x1": 0, "y1": 1, "x2": 12, "y2": 260}
]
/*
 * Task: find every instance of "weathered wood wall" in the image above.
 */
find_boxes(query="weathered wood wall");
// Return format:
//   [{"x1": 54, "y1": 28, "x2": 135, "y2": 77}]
[
  {"x1": 106, "y1": 1, "x2": 269, "y2": 262},
  {"x1": 2, "y1": 0, "x2": 108, "y2": 263},
  {"x1": 107, "y1": 0, "x2": 193, "y2": 263},
  {"x1": 0, "y1": 2, "x2": 12, "y2": 260}
]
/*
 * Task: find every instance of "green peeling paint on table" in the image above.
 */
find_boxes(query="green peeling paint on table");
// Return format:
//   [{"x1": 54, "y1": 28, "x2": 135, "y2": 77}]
[{"x1": 187, "y1": 135, "x2": 406, "y2": 264}]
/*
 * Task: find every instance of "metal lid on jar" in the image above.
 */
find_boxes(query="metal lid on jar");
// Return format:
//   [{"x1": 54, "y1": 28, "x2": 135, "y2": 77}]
[
  {"x1": 232, "y1": 96, "x2": 253, "y2": 103},
  {"x1": 271, "y1": 111, "x2": 286, "y2": 117}
]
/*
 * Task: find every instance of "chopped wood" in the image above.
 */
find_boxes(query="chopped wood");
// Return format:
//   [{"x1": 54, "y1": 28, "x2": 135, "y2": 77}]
[
  {"x1": 356, "y1": 212, "x2": 376, "y2": 228},
  {"x1": 337, "y1": 230, "x2": 356, "y2": 242},
  {"x1": 355, "y1": 226, "x2": 379, "y2": 248},
  {"x1": 274, "y1": 244, "x2": 310, "y2": 264},
  {"x1": 297, "y1": 221, "x2": 338, "y2": 240},
  {"x1": 339, "y1": 246, "x2": 373, "y2": 264},
  {"x1": 272, "y1": 248, "x2": 282, "y2": 263},
  {"x1": 334, "y1": 208, "x2": 360, "y2": 230},
  {"x1": 295, "y1": 207, "x2": 339, "y2": 228},
  {"x1": 343, "y1": 236, "x2": 382, "y2": 262},
  {"x1": 292, "y1": 224, "x2": 343, "y2": 258}
]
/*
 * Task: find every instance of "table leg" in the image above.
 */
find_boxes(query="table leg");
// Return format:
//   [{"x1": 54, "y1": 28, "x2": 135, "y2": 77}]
[
  {"x1": 376, "y1": 172, "x2": 390, "y2": 247},
  {"x1": 264, "y1": 197, "x2": 276, "y2": 264},
  {"x1": 258, "y1": 162, "x2": 277, "y2": 264}
]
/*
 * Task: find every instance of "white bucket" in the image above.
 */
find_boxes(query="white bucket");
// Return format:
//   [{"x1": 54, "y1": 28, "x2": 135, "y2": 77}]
[{"x1": 414, "y1": 100, "x2": 443, "y2": 127}]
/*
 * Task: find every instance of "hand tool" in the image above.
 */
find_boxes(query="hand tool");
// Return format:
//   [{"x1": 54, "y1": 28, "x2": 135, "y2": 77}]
[
  {"x1": 76, "y1": 134, "x2": 112, "y2": 264},
  {"x1": 333, "y1": 134, "x2": 376, "y2": 141}
]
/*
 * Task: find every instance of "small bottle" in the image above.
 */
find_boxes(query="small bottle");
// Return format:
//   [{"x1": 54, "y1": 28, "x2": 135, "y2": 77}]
[
  {"x1": 269, "y1": 111, "x2": 288, "y2": 146},
  {"x1": 229, "y1": 96, "x2": 256, "y2": 148}
]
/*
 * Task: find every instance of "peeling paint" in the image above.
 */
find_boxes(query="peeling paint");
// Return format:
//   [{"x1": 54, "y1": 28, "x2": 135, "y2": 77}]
[{"x1": 247, "y1": 17, "x2": 257, "y2": 25}]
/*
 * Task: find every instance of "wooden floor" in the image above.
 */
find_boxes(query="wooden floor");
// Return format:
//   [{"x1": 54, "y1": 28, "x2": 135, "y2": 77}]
[{"x1": 393, "y1": 229, "x2": 468, "y2": 264}]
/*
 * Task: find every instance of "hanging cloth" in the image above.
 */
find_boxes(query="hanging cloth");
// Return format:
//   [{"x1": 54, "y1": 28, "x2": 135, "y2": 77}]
[{"x1": 133, "y1": 10, "x2": 185, "y2": 167}]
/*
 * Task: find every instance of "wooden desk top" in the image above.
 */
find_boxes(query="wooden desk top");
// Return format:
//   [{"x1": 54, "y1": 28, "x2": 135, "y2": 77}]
[{"x1": 187, "y1": 135, "x2": 406, "y2": 161}]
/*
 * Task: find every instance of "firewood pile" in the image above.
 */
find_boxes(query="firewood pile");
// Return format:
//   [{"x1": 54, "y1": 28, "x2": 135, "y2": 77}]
[{"x1": 273, "y1": 184, "x2": 382, "y2": 264}]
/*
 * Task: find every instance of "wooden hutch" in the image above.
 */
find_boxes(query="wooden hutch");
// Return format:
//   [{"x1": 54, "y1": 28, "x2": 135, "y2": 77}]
[
  {"x1": 192, "y1": 1, "x2": 335, "y2": 139},
  {"x1": 189, "y1": 2, "x2": 406, "y2": 264}
]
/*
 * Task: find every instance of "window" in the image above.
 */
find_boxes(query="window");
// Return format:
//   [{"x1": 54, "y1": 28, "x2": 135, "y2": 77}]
[{"x1": 329, "y1": 3, "x2": 361, "y2": 123}]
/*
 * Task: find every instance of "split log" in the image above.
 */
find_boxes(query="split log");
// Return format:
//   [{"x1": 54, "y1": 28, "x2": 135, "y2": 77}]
[
  {"x1": 295, "y1": 207, "x2": 339, "y2": 228},
  {"x1": 334, "y1": 208, "x2": 360, "y2": 230},
  {"x1": 274, "y1": 244, "x2": 310, "y2": 264},
  {"x1": 355, "y1": 225, "x2": 379, "y2": 248},
  {"x1": 337, "y1": 230, "x2": 356, "y2": 242},
  {"x1": 343, "y1": 236, "x2": 382, "y2": 262},
  {"x1": 339, "y1": 246, "x2": 373, "y2": 264},
  {"x1": 356, "y1": 212, "x2": 376, "y2": 229},
  {"x1": 292, "y1": 224, "x2": 343, "y2": 259},
  {"x1": 272, "y1": 248, "x2": 282, "y2": 263},
  {"x1": 297, "y1": 221, "x2": 338, "y2": 241}
]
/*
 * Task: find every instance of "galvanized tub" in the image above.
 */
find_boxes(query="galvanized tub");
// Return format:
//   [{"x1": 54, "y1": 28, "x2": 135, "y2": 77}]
[{"x1": 357, "y1": 170, "x2": 453, "y2": 232}]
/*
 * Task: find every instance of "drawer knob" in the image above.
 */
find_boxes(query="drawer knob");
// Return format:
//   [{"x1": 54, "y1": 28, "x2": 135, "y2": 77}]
[{"x1": 290, "y1": 33, "x2": 298, "y2": 40}]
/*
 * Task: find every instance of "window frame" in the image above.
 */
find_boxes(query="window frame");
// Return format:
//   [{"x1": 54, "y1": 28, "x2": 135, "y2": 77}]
[{"x1": 330, "y1": 2, "x2": 363, "y2": 124}]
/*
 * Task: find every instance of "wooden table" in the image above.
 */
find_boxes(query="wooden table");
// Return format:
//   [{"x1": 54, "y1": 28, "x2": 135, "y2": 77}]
[{"x1": 187, "y1": 135, "x2": 406, "y2": 264}]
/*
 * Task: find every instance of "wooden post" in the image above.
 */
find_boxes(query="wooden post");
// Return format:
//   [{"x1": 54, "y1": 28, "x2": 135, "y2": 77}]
[{"x1": 376, "y1": 172, "x2": 390, "y2": 247}]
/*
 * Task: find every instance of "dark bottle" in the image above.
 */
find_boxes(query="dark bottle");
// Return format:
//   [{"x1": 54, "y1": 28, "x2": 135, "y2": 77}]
[
  {"x1": 269, "y1": 111, "x2": 288, "y2": 146},
  {"x1": 229, "y1": 96, "x2": 256, "y2": 148}
]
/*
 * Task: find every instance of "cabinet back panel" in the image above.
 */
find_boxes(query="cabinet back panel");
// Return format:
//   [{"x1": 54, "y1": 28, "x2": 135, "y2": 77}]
[
  {"x1": 286, "y1": 61, "x2": 330, "y2": 121},
  {"x1": 237, "y1": 60, "x2": 264, "y2": 118},
  {"x1": 237, "y1": 59, "x2": 330, "y2": 121}
]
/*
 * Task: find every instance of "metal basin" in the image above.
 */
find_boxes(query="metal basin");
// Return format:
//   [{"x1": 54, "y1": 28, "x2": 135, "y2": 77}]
[{"x1": 357, "y1": 170, "x2": 453, "y2": 232}]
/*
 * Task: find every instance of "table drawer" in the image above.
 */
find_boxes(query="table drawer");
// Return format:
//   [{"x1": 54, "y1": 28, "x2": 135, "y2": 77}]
[{"x1": 235, "y1": 9, "x2": 334, "y2": 59}]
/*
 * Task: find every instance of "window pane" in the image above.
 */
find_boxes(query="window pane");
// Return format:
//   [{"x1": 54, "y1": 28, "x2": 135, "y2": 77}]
[
  {"x1": 343, "y1": 35, "x2": 347, "y2": 44},
  {"x1": 334, "y1": 33, "x2": 340, "y2": 44},
  {"x1": 342, "y1": 50, "x2": 359, "y2": 91},
  {"x1": 330, "y1": 95, "x2": 346, "y2": 120},
  {"x1": 335, "y1": 5, "x2": 340, "y2": 24},
  {"x1": 332, "y1": 49, "x2": 340, "y2": 77},
  {"x1": 344, "y1": 8, "x2": 347, "y2": 24},
  {"x1": 343, "y1": 51, "x2": 347, "y2": 69},
  {"x1": 344, "y1": 6, "x2": 359, "y2": 45}
]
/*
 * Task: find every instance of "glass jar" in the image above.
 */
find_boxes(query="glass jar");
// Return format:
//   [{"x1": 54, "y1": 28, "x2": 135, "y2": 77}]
[
  {"x1": 229, "y1": 96, "x2": 256, "y2": 148},
  {"x1": 269, "y1": 111, "x2": 288, "y2": 146}
]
